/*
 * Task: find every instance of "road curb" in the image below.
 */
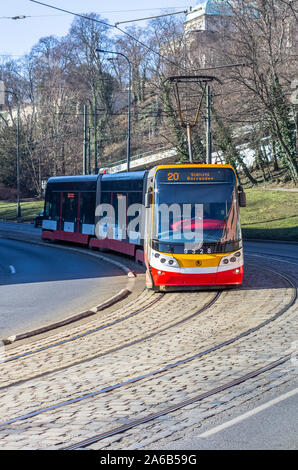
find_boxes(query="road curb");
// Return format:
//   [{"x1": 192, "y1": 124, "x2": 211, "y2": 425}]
[
  {"x1": 0, "y1": 230, "x2": 140, "y2": 344},
  {"x1": 244, "y1": 239, "x2": 298, "y2": 246},
  {"x1": 2, "y1": 288, "x2": 131, "y2": 344}
]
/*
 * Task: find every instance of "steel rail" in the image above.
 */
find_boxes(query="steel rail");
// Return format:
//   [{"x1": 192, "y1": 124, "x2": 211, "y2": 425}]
[
  {"x1": 0, "y1": 291, "x2": 221, "y2": 390},
  {"x1": 3, "y1": 294, "x2": 164, "y2": 364},
  {"x1": 64, "y1": 353, "x2": 293, "y2": 450},
  {"x1": 63, "y1": 265, "x2": 298, "y2": 450},
  {"x1": 0, "y1": 264, "x2": 296, "y2": 431}
]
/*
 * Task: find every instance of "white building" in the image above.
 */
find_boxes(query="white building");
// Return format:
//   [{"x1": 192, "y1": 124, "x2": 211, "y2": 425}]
[{"x1": 184, "y1": 0, "x2": 234, "y2": 33}]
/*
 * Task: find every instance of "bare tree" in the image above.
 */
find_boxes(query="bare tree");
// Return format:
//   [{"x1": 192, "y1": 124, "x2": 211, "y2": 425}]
[{"x1": 219, "y1": 0, "x2": 298, "y2": 182}]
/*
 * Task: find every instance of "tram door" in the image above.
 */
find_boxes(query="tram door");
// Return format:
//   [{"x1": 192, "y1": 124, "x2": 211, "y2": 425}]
[{"x1": 61, "y1": 192, "x2": 79, "y2": 233}]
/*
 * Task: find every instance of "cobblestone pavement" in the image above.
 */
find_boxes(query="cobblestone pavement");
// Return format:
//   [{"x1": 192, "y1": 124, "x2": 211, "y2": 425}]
[
  {"x1": 0, "y1": 252, "x2": 296, "y2": 450},
  {"x1": 107, "y1": 361, "x2": 298, "y2": 451},
  {"x1": 0, "y1": 290, "x2": 216, "y2": 387}
]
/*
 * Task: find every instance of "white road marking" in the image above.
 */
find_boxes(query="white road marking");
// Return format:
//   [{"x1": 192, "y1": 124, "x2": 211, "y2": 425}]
[
  {"x1": 199, "y1": 387, "x2": 298, "y2": 438},
  {"x1": 9, "y1": 265, "x2": 16, "y2": 274}
]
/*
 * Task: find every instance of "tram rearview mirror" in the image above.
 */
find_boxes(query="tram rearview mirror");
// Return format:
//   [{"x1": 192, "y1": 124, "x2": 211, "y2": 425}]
[
  {"x1": 145, "y1": 192, "x2": 153, "y2": 208},
  {"x1": 238, "y1": 186, "x2": 246, "y2": 207}
]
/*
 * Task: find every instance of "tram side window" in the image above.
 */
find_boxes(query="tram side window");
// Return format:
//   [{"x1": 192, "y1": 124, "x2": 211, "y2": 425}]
[
  {"x1": 100, "y1": 191, "x2": 111, "y2": 205},
  {"x1": 45, "y1": 191, "x2": 60, "y2": 221},
  {"x1": 44, "y1": 196, "x2": 50, "y2": 217},
  {"x1": 62, "y1": 192, "x2": 77, "y2": 222},
  {"x1": 127, "y1": 191, "x2": 143, "y2": 234},
  {"x1": 112, "y1": 192, "x2": 123, "y2": 230},
  {"x1": 98, "y1": 191, "x2": 113, "y2": 222},
  {"x1": 80, "y1": 192, "x2": 96, "y2": 225}
]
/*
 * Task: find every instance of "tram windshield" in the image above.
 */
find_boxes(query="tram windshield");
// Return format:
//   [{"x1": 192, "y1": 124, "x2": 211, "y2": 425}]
[{"x1": 153, "y1": 168, "x2": 241, "y2": 254}]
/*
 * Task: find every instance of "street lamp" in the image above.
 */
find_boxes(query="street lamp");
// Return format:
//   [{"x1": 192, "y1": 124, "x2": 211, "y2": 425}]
[
  {"x1": 96, "y1": 49, "x2": 131, "y2": 172},
  {"x1": 0, "y1": 85, "x2": 21, "y2": 217}
]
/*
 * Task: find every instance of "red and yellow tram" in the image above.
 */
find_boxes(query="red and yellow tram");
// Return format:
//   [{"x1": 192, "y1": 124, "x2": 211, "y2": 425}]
[{"x1": 42, "y1": 164, "x2": 246, "y2": 290}]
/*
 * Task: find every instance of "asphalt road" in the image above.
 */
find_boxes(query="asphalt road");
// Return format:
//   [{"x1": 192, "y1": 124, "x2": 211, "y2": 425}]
[
  {"x1": 0, "y1": 236, "x2": 128, "y2": 338},
  {"x1": 245, "y1": 239, "x2": 298, "y2": 260},
  {"x1": 155, "y1": 384, "x2": 298, "y2": 450}
]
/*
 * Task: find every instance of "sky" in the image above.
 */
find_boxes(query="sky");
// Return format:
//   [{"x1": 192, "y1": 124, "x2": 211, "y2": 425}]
[{"x1": 0, "y1": 0, "x2": 192, "y2": 58}]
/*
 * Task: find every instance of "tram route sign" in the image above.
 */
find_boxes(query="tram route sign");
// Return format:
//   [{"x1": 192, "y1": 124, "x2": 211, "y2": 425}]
[
  {"x1": 0, "y1": 81, "x2": 5, "y2": 105},
  {"x1": 156, "y1": 167, "x2": 235, "y2": 184}
]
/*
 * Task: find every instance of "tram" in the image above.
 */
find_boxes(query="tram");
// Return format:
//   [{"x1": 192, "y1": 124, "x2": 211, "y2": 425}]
[{"x1": 42, "y1": 164, "x2": 246, "y2": 290}]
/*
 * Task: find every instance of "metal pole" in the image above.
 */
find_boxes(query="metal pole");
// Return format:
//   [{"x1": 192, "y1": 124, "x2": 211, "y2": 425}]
[
  {"x1": 94, "y1": 91, "x2": 98, "y2": 174},
  {"x1": 186, "y1": 123, "x2": 193, "y2": 163},
  {"x1": 88, "y1": 127, "x2": 91, "y2": 175},
  {"x1": 83, "y1": 104, "x2": 87, "y2": 175},
  {"x1": 16, "y1": 100, "x2": 21, "y2": 218},
  {"x1": 206, "y1": 84, "x2": 212, "y2": 164},
  {"x1": 127, "y1": 59, "x2": 131, "y2": 172}
]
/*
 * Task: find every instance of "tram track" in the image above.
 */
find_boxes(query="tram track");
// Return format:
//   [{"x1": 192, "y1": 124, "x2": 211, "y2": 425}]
[
  {"x1": 62, "y1": 262, "x2": 297, "y2": 450},
  {"x1": 0, "y1": 263, "x2": 296, "y2": 449},
  {"x1": 64, "y1": 354, "x2": 293, "y2": 450},
  {"x1": 2, "y1": 292, "x2": 164, "y2": 365},
  {"x1": 0, "y1": 290, "x2": 221, "y2": 390},
  {"x1": 5, "y1": 249, "x2": 294, "y2": 371},
  {"x1": 4, "y1": 249, "x2": 296, "y2": 365}
]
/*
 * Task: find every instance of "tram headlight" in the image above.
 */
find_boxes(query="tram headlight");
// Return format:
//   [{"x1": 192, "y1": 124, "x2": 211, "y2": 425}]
[
  {"x1": 151, "y1": 249, "x2": 179, "y2": 268},
  {"x1": 166, "y1": 258, "x2": 179, "y2": 267},
  {"x1": 220, "y1": 250, "x2": 243, "y2": 266}
]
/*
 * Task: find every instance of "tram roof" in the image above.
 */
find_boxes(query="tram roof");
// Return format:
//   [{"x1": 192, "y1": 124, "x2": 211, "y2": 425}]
[
  {"x1": 48, "y1": 171, "x2": 146, "y2": 184},
  {"x1": 47, "y1": 175, "x2": 99, "y2": 184},
  {"x1": 102, "y1": 171, "x2": 146, "y2": 182}
]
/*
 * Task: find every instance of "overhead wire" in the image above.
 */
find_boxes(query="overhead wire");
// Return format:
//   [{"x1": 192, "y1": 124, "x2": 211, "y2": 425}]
[
  {"x1": 28, "y1": 0, "x2": 187, "y2": 72},
  {"x1": 3, "y1": 6, "x2": 190, "y2": 18}
]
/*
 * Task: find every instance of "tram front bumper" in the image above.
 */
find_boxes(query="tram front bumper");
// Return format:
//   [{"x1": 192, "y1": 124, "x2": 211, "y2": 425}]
[{"x1": 151, "y1": 265, "x2": 243, "y2": 287}]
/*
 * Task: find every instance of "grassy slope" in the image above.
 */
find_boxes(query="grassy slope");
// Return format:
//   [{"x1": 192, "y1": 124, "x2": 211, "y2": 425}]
[
  {"x1": 0, "y1": 189, "x2": 297, "y2": 241},
  {"x1": 0, "y1": 200, "x2": 44, "y2": 223},
  {"x1": 240, "y1": 189, "x2": 298, "y2": 241}
]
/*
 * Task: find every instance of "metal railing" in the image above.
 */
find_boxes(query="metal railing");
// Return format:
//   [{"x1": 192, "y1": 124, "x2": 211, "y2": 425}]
[{"x1": 102, "y1": 146, "x2": 174, "y2": 170}]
